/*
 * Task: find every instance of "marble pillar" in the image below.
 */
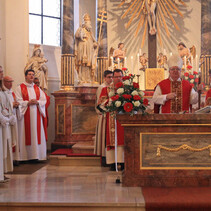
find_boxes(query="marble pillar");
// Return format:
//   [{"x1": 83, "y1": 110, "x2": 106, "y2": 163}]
[
  {"x1": 97, "y1": 0, "x2": 107, "y2": 57},
  {"x1": 62, "y1": 0, "x2": 74, "y2": 54},
  {"x1": 201, "y1": 0, "x2": 211, "y2": 55}
]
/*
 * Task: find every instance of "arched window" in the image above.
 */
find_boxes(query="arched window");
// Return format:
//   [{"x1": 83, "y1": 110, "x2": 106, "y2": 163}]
[{"x1": 29, "y1": 0, "x2": 61, "y2": 46}]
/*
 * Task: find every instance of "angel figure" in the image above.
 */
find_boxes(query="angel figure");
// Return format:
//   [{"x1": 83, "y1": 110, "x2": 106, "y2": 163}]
[
  {"x1": 157, "y1": 52, "x2": 167, "y2": 70},
  {"x1": 139, "y1": 53, "x2": 148, "y2": 70}
]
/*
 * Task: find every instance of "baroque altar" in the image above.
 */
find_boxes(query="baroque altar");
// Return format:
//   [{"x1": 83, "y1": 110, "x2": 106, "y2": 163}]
[{"x1": 118, "y1": 114, "x2": 211, "y2": 187}]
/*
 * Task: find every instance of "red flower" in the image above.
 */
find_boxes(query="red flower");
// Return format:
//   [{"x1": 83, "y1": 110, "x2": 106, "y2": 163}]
[
  {"x1": 143, "y1": 98, "x2": 149, "y2": 106},
  {"x1": 133, "y1": 95, "x2": 141, "y2": 101},
  {"x1": 111, "y1": 95, "x2": 119, "y2": 101},
  {"x1": 123, "y1": 102, "x2": 133, "y2": 112},
  {"x1": 115, "y1": 82, "x2": 123, "y2": 88},
  {"x1": 190, "y1": 83, "x2": 194, "y2": 88},
  {"x1": 189, "y1": 74, "x2": 194, "y2": 79},
  {"x1": 184, "y1": 72, "x2": 189, "y2": 77},
  {"x1": 122, "y1": 94, "x2": 132, "y2": 100},
  {"x1": 122, "y1": 67, "x2": 127, "y2": 71},
  {"x1": 133, "y1": 82, "x2": 139, "y2": 89},
  {"x1": 193, "y1": 71, "x2": 198, "y2": 75},
  {"x1": 195, "y1": 78, "x2": 199, "y2": 83},
  {"x1": 187, "y1": 65, "x2": 192, "y2": 69},
  {"x1": 122, "y1": 76, "x2": 130, "y2": 81}
]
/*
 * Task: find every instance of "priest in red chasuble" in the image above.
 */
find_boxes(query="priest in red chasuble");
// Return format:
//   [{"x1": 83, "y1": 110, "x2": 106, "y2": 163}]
[
  {"x1": 152, "y1": 54, "x2": 203, "y2": 113},
  {"x1": 97, "y1": 69, "x2": 124, "y2": 170},
  {"x1": 15, "y1": 69, "x2": 47, "y2": 161}
]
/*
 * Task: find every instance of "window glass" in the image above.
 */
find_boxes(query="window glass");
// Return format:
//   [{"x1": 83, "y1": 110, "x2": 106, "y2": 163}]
[
  {"x1": 43, "y1": 17, "x2": 61, "y2": 46},
  {"x1": 43, "y1": 0, "x2": 60, "y2": 18},
  {"x1": 29, "y1": 0, "x2": 42, "y2": 14},
  {"x1": 29, "y1": 15, "x2": 42, "y2": 44}
]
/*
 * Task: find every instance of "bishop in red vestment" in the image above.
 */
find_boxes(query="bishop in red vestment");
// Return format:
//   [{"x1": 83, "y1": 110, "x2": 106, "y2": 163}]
[{"x1": 152, "y1": 54, "x2": 203, "y2": 113}]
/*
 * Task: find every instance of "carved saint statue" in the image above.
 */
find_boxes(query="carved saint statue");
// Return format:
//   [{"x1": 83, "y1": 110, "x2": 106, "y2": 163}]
[
  {"x1": 75, "y1": 13, "x2": 98, "y2": 85},
  {"x1": 24, "y1": 45, "x2": 48, "y2": 90}
]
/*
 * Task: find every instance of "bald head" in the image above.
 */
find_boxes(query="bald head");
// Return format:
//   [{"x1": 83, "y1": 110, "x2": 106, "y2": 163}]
[{"x1": 3, "y1": 75, "x2": 14, "y2": 90}]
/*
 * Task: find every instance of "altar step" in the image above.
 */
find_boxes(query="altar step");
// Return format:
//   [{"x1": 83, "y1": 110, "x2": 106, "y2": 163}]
[
  {"x1": 72, "y1": 141, "x2": 94, "y2": 154},
  {"x1": 49, "y1": 155, "x2": 101, "y2": 166}
]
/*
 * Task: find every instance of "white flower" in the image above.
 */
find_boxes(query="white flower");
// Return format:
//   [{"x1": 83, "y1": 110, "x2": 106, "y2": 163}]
[
  {"x1": 123, "y1": 80, "x2": 130, "y2": 85},
  {"x1": 131, "y1": 90, "x2": 138, "y2": 96},
  {"x1": 185, "y1": 77, "x2": 188, "y2": 80},
  {"x1": 115, "y1": 101, "x2": 121, "y2": 107},
  {"x1": 108, "y1": 91, "x2": 115, "y2": 97},
  {"x1": 139, "y1": 91, "x2": 145, "y2": 97},
  {"x1": 190, "y1": 79, "x2": 194, "y2": 83},
  {"x1": 196, "y1": 75, "x2": 199, "y2": 78},
  {"x1": 133, "y1": 101, "x2": 141, "y2": 107},
  {"x1": 117, "y1": 88, "x2": 124, "y2": 95}
]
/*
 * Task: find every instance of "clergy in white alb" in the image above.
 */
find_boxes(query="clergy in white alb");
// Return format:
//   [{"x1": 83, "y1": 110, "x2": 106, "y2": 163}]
[
  {"x1": 3, "y1": 76, "x2": 20, "y2": 161},
  {"x1": 94, "y1": 70, "x2": 113, "y2": 160},
  {"x1": 15, "y1": 69, "x2": 47, "y2": 161}
]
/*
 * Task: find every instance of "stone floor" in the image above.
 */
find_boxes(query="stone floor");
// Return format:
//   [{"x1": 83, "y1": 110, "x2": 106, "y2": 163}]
[{"x1": 0, "y1": 164, "x2": 145, "y2": 211}]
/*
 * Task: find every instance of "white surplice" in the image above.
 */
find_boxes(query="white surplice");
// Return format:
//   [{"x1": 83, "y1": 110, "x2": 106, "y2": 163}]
[
  {"x1": 0, "y1": 91, "x2": 16, "y2": 173},
  {"x1": 0, "y1": 122, "x2": 4, "y2": 181},
  {"x1": 15, "y1": 82, "x2": 47, "y2": 161},
  {"x1": 4, "y1": 88, "x2": 20, "y2": 161}
]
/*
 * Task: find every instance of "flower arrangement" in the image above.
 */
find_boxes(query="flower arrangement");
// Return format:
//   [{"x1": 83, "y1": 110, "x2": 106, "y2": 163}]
[
  {"x1": 183, "y1": 65, "x2": 199, "y2": 90},
  {"x1": 106, "y1": 68, "x2": 148, "y2": 115}
]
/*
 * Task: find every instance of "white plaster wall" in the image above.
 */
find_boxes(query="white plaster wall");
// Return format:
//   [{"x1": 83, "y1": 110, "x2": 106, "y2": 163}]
[
  {"x1": 107, "y1": 1, "x2": 201, "y2": 90},
  {"x1": 4, "y1": 0, "x2": 29, "y2": 88},
  {"x1": 0, "y1": 0, "x2": 6, "y2": 68}
]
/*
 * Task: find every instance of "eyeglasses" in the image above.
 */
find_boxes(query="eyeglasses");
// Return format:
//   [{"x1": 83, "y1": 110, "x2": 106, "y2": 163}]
[{"x1": 106, "y1": 76, "x2": 113, "y2": 78}]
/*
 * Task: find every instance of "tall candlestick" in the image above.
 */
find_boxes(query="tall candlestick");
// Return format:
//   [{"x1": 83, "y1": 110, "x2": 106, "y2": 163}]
[
  {"x1": 196, "y1": 55, "x2": 198, "y2": 72},
  {"x1": 139, "y1": 49, "x2": 142, "y2": 56},
  {"x1": 137, "y1": 53, "x2": 140, "y2": 75},
  {"x1": 131, "y1": 56, "x2": 134, "y2": 75},
  {"x1": 164, "y1": 49, "x2": 167, "y2": 55},
  {"x1": 117, "y1": 58, "x2": 120, "y2": 68},
  {"x1": 125, "y1": 57, "x2": 127, "y2": 68},
  {"x1": 111, "y1": 56, "x2": 114, "y2": 71}
]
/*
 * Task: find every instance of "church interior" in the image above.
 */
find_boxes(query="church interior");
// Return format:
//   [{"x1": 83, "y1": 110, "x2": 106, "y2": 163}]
[{"x1": 1, "y1": 0, "x2": 211, "y2": 210}]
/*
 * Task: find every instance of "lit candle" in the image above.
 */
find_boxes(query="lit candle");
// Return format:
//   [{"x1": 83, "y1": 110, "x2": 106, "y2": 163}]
[
  {"x1": 195, "y1": 55, "x2": 198, "y2": 72},
  {"x1": 117, "y1": 58, "x2": 120, "y2": 68},
  {"x1": 139, "y1": 49, "x2": 142, "y2": 56},
  {"x1": 125, "y1": 57, "x2": 127, "y2": 68},
  {"x1": 111, "y1": 56, "x2": 114, "y2": 71},
  {"x1": 184, "y1": 56, "x2": 186, "y2": 71},
  {"x1": 170, "y1": 52, "x2": 172, "y2": 57},
  {"x1": 137, "y1": 53, "x2": 140, "y2": 74},
  {"x1": 131, "y1": 56, "x2": 134, "y2": 75},
  {"x1": 164, "y1": 49, "x2": 167, "y2": 55}
]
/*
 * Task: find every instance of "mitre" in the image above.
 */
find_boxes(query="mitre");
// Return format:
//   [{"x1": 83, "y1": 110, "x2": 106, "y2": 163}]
[{"x1": 168, "y1": 54, "x2": 183, "y2": 69}]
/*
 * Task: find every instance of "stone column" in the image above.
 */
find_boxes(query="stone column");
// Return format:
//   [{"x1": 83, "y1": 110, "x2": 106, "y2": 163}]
[
  {"x1": 201, "y1": 0, "x2": 211, "y2": 55},
  {"x1": 61, "y1": 0, "x2": 74, "y2": 89}
]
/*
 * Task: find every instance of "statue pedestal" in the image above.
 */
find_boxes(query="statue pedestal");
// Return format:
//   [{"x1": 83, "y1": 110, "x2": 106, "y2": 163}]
[{"x1": 51, "y1": 86, "x2": 98, "y2": 153}]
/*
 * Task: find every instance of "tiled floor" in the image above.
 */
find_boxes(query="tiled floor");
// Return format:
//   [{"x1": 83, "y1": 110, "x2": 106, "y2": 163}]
[{"x1": 0, "y1": 164, "x2": 145, "y2": 210}]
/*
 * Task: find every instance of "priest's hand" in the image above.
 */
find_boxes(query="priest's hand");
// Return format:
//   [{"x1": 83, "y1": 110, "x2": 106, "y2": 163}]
[
  {"x1": 28, "y1": 99, "x2": 39, "y2": 106},
  {"x1": 13, "y1": 101, "x2": 19, "y2": 108},
  {"x1": 197, "y1": 83, "x2": 204, "y2": 91},
  {"x1": 166, "y1": 93, "x2": 176, "y2": 100}
]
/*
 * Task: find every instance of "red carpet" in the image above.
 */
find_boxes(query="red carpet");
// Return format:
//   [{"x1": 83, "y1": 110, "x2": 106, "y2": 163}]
[
  {"x1": 142, "y1": 187, "x2": 211, "y2": 211},
  {"x1": 51, "y1": 148, "x2": 72, "y2": 155}
]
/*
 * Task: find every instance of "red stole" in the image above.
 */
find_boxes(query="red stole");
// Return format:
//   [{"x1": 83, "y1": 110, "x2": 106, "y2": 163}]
[
  {"x1": 99, "y1": 86, "x2": 124, "y2": 150},
  {"x1": 159, "y1": 79, "x2": 192, "y2": 113},
  {"x1": 42, "y1": 92, "x2": 50, "y2": 141},
  {"x1": 20, "y1": 84, "x2": 41, "y2": 145}
]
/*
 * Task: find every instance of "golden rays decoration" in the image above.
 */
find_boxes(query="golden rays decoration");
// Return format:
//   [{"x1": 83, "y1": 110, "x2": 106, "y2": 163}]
[{"x1": 119, "y1": 0, "x2": 187, "y2": 48}]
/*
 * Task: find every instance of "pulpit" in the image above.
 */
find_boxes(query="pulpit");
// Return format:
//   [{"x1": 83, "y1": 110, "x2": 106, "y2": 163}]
[{"x1": 118, "y1": 114, "x2": 211, "y2": 187}]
